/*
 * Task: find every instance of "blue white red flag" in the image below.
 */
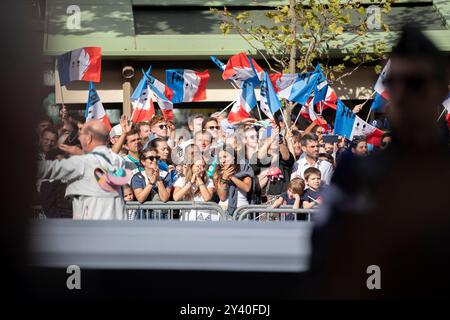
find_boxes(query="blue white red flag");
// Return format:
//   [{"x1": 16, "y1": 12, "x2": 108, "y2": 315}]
[
  {"x1": 334, "y1": 99, "x2": 383, "y2": 147},
  {"x1": 85, "y1": 82, "x2": 111, "y2": 129},
  {"x1": 370, "y1": 60, "x2": 390, "y2": 112},
  {"x1": 228, "y1": 81, "x2": 257, "y2": 123},
  {"x1": 277, "y1": 72, "x2": 320, "y2": 105},
  {"x1": 222, "y1": 52, "x2": 264, "y2": 86},
  {"x1": 166, "y1": 69, "x2": 210, "y2": 103},
  {"x1": 57, "y1": 47, "x2": 101, "y2": 86},
  {"x1": 145, "y1": 72, "x2": 175, "y2": 121},
  {"x1": 131, "y1": 67, "x2": 155, "y2": 123},
  {"x1": 259, "y1": 72, "x2": 281, "y2": 120}
]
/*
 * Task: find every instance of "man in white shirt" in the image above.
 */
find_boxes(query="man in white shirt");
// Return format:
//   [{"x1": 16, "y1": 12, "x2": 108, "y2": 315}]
[
  {"x1": 38, "y1": 120, "x2": 127, "y2": 219},
  {"x1": 291, "y1": 133, "x2": 334, "y2": 185}
]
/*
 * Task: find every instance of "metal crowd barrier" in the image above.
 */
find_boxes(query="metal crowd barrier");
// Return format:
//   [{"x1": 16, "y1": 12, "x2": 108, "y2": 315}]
[
  {"x1": 125, "y1": 201, "x2": 228, "y2": 221},
  {"x1": 235, "y1": 206, "x2": 319, "y2": 222}
]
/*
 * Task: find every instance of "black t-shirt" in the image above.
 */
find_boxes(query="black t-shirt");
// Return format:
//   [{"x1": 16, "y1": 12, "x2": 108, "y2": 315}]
[{"x1": 267, "y1": 152, "x2": 295, "y2": 195}]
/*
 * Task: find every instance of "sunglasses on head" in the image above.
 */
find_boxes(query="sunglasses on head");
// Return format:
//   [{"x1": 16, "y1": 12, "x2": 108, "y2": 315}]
[{"x1": 144, "y1": 155, "x2": 160, "y2": 161}]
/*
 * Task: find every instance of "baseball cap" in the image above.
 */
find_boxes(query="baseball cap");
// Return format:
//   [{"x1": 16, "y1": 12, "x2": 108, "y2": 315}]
[{"x1": 109, "y1": 124, "x2": 122, "y2": 139}]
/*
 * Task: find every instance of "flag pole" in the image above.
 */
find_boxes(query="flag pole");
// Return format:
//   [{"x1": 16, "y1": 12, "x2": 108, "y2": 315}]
[
  {"x1": 437, "y1": 107, "x2": 447, "y2": 122},
  {"x1": 216, "y1": 100, "x2": 236, "y2": 116},
  {"x1": 280, "y1": 107, "x2": 290, "y2": 129}
]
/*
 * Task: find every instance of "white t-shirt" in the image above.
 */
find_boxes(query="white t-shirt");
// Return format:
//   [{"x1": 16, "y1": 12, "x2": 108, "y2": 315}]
[{"x1": 173, "y1": 176, "x2": 218, "y2": 221}]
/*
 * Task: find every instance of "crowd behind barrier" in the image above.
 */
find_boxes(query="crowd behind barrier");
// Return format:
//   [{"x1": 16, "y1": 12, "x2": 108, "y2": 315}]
[{"x1": 34, "y1": 95, "x2": 447, "y2": 221}]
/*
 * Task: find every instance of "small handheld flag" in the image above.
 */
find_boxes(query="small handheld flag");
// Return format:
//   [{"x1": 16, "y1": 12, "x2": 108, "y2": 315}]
[
  {"x1": 334, "y1": 99, "x2": 383, "y2": 146},
  {"x1": 260, "y1": 72, "x2": 281, "y2": 120},
  {"x1": 131, "y1": 66, "x2": 155, "y2": 123},
  {"x1": 85, "y1": 82, "x2": 111, "y2": 129},
  {"x1": 222, "y1": 52, "x2": 264, "y2": 86},
  {"x1": 278, "y1": 72, "x2": 320, "y2": 105},
  {"x1": 166, "y1": 69, "x2": 209, "y2": 103},
  {"x1": 57, "y1": 47, "x2": 102, "y2": 86},
  {"x1": 228, "y1": 81, "x2": 257, "y2": 123}
]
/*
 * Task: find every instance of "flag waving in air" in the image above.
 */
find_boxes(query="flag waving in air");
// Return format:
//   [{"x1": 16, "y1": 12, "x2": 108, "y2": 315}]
[
  {"x1": 57, "y1": 47, "x2": 101, "y2": 86},
  {"x1": 228, "y1": 81, "x2": 257, "y2": 123},
  {"x1": 222, "y1": 52, "x2": 264, "y2": 86},
  {"x1": 166, "y1": 69, "x2": 210, "y2": 103},
  {"x1": 145, "y1": 73, "x2": 175, "y2": 122},
  {"x1": 370, "y1": 60, "x2": 391, "y2": 112},
  {"x1": 269, "y1": 73, "x2": 298, "y2": 93},
  {"x1": 260, "y1": 72, "x2": 281, "y2": 120},
  {"x1": 278, "y1": 72, "x2": 320, "y2": 105},
  {"x1": 131, "y1": 66, "x2": 155, "y2": 123},
  {"x1": 334, "y1": 99, "x2": 383, "y2": 146},
  {"x1": 85, "y1": 82, "x2": 111, "y2": 130}
]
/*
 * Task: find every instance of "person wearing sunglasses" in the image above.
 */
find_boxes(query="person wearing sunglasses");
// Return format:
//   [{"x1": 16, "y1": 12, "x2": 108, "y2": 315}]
[
  {"x1": 130, "y1": 147, "x2": 170, "y2": 205},
  {"x1": 149, "y1": 115, "x2": 169, "y2": 140},
  {"x1": 203, "y1": 117, "x2": 222, "y2": 144}
]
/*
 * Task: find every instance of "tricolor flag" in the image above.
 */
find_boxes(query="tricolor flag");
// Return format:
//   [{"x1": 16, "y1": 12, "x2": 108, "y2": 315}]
[
  {"x1": 443, "y1": 93, "x2": 450, "y2": 127},
  {"x1": 334, "y1": 99, "x2": 383, "y2": 147},
  {"x1": 85, "y1": 82, "x2": 111, "y2": 130},
  {"x1": 166, "y1": 69, "x2": 210, "y2": 103},
  {"x1": 303, "y1": 97, "x2": 328, "y2": 127},
  {"x1": 210, "y1": 56, "x2": 226, "y2": 71},
  {"x1": 259, "y1": 72, "x2": 282, "y2": 120},
  {"x1": 131, "y1": 67, "x2": 155, "y2": 123},
  {"x1": 321, "y1": 85, "x2": 338, "y2": 110},
  {"x1": 370, "y1": 60, "x2": 390, "y2": 112},
  {"x1": 277, "y1": 72, "x2": 320, "y2": 105},
  {"x1": 228, "y1": 81, "x2": 257, "y2": 123},
  {"x1": 312, "y1": 65, "x2": 328, "y2": 106},
  {"x1": 269, "y1": 73, "x2": 298, "y2": 93},
  {"x1": 146, "y1": 74, "x2": 175, "y2": 122},
  {"x1": 57, "y1": 47, "x2": 101, "y2": 86},
  {"x1": 222, "y1": 52, "x2": 264, "y2": 86}
]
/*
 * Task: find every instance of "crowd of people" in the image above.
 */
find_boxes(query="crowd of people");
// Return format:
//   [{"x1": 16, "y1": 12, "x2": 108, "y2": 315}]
[{"x1": 35, "y1": 101, "x2": 395, "y2": 220}]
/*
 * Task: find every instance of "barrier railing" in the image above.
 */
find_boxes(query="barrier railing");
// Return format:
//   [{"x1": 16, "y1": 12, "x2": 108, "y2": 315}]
[
  {"x1": 236, "y1": 206, "x2": 319, "y2": 222},
  {"x1": 125, "y1": 201, "x2": 228, "y2": 221}
]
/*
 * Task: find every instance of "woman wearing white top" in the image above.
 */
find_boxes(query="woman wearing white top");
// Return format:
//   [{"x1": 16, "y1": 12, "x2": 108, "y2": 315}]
[{"x1": 173, "y1": 158, "x2": 216, "y2": 221}]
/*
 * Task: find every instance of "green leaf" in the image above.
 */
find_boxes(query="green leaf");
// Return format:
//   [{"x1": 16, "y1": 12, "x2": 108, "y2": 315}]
[
  {"x1": 358, "y1": 7, "x2": 365, "y2": 15},
  {"x1": 374, "y1": 65, "x2": 382, "y2": 74},
  {"x1": 219, "y1": 22, "x2": 231, "y2": 35}
]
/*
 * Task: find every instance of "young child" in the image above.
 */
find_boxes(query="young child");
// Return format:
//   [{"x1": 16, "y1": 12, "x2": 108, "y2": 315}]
[
  {"x1": 272, "y1": 178, "x2": 305, "y2": 220},
  {"x1": 122, "y1": 184, "x2": 136, "y2": 220},
  {"x1": 301, "y1": 167, "x2": 326, "y2": 209}
]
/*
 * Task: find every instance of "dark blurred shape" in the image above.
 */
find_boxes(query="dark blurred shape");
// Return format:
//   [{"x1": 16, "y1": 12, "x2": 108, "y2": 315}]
[
  {"x1": 1, "y1": 1, "x2": 42, "y2": 301},
  {"x1": 309, "y1": 24, "x2": 450, "y2": 299}
]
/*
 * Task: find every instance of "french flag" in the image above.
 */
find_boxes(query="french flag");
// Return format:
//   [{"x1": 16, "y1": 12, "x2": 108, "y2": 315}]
[
  {"x1": 131, "y1": 67, "x2": 155, "y2": 123},
  {"x1": 321, "y1": 85, "x2": 338, "y2": 110},
  {"x1": 228, "y1": 81, "x2": 257, "y2": 123},
  {"x1": 278, "y1": 72, "x2": 320, "y2": 105},
  {"x1": 269, "y1": 73, "x2": 298, "y2": 93},
  {"x1": 443, "y1": 93, "x2": 450, "y2": 127},
  {"x1": 259, "y1": 72, "x2": 281, "y2": 120},
  {"x1": 334, "y1": 99, "x2": 383, "y2": 147},
  {"x1": 146, "y1": 74, "x2": 175, "y2": 122},
  {"x1": 370, "y1": 60, "x2": 390, "y2": 111},
  {"x1": 302, "y1": 97, "x2": 328, "y2": 128},
  {"x1": 57, "y1": 47, "x2": 101, "y2": 86},
  {"x1": 166, "y1": 69, "x2": 210, "y2": 103},
  {"x1": 85, "y1": 82, "x2": 111, "y2": 130},
  {"x1": 222, "y1": 52, "x2": 264, "y2": 86}
]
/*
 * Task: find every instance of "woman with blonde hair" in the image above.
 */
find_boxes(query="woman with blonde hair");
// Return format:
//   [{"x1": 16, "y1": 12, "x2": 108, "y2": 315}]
[{"x1": 173, "y1": 157, "x2": 216, "y2": 221}]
